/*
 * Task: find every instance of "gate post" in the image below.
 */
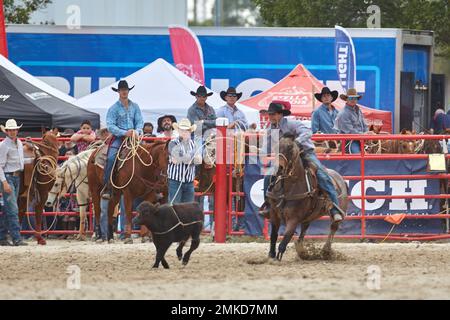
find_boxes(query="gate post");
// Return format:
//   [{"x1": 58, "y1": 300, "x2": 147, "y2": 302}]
[{"x1": 214, "y1": 118, "x2": 229, "y2": 243}]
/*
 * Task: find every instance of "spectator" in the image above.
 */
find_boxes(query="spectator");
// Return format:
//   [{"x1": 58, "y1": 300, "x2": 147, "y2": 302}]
[
  {"x1": 59, "y1": 129, "x2": 78, "y2": 158},
  {"x1": 157, "y1": 115, "x2": 178, "y2": 140},
  {"x1": 429, "y1": 109, "x2": 445, "y2": 134},
  {"x1": 311, "y1": 87, "x2": 339, "y2": 134},
  {"x1": 71, "y1": 120, "x2": 97, "y2": 152},
  {"x1": 143, "y1": 122, "x2": 155, "y2": 137}
]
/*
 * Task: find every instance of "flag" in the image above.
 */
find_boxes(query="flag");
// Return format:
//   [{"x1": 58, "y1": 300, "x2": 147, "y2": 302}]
[
  {"x1": 0, "y1": 0, "x2": 7, "y2": 57},
  {"x1": 169, "y1": 25, "x2": 205, "y2": 85},
  {"x1": 335, "y1": 26, "x2": 356, "y2": 92},
  {"x1": 384, "y1": 214, "x2": 406, "y2": 225}
]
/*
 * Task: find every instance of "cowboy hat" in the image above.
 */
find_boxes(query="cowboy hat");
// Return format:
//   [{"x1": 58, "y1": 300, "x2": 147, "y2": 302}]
[
  {"x1": 190, "y1": 86, "x2": 213, "y2": 97},
  {"x1": 112, "y1": 80, "x2": 135, "y2": 92},
  {"x1": 220, "y1": 87, "x2": 243, "y2": 101},
  {"x1": 60, "y1": 128, "x2": 75, "y2": 137},
  {"x1": 260, "y1": 101, "x2": 292, "y2": 116},
  {"x1": 157, "y1": 115, "x2": 177, "y2": 133},
  {"x1": 1, "y1": 119, "x2": 23, "y2": 132},
  {"x1": 340, "y1": 88, "x2": 363, "y2": 101},
  {"x1": 173, "y1": 118, "x2": 197, "y2": 132},
  {"x1": 315, "y1": 87, "x2": 338, "y2": 103}
]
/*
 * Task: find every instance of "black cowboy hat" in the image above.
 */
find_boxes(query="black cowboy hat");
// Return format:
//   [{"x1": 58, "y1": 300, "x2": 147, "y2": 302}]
[
  {"x1": 314, "y1": 87, "x2": 339, "y2": 103},
  {"x1": 112, "y1": 80, "x2": 135, "y2": 92},
  {"x1": 190, "y1": 86, "x2": 213, "y2": 97},
  {"x1": 260, "y1": 101, "x2": 292, "y2": 116},
  {"x1": 220, "y1": 87, "x2": 243, "y2": 101},
  {"x1": 157, "y1": 115, "x2": 177, "y2": 133}
]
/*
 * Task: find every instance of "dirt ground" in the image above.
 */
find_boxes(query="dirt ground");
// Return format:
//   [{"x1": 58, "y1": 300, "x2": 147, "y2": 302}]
[{"x1": 1, "y1": 238, "x2": 450, "y2": 300}]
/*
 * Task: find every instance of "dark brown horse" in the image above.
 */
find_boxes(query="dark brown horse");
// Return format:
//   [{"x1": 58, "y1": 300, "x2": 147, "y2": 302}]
[
  {"x1": 87, "y1": 139, "x2": 169, "y2": 243},
  {"x1": 18, "y1": 132, "x2": 59, "y2": 245},
  {"x1": 266, "y1": 136, "x2": 349, "y2": 261}
]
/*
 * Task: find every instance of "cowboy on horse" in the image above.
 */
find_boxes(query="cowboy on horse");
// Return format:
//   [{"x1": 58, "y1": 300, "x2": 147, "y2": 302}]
[
  {"x1": 259, "y1": 101, "x2": 344, "y2": 223},
  {"x1": 101, "y1": 80, "x2": 144, "y2": 200}
]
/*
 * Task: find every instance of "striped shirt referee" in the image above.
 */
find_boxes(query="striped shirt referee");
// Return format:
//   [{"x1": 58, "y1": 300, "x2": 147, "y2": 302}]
[{"x1": 168, "y1": 138, "x2": 198, "y2": 183}]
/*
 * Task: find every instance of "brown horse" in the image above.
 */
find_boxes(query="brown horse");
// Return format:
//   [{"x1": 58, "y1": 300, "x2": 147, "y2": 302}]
[
  {"x1": 18, "y1": 132, "x2": 59, "y2": 245},
  {"x1": 366, "y1": 129, "x2": 419, "y2": 154},
  {"x1": 266, "y1": 136, "x2": 349, "y2": 261},
  {"x1": 87, "y1": 139, "x2": 169, "y2": 243}
]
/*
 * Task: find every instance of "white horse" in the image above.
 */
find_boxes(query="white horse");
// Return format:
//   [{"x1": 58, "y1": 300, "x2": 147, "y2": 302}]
[{"x1": 46, "y1": 149, "x2": 96, "y2": 240}]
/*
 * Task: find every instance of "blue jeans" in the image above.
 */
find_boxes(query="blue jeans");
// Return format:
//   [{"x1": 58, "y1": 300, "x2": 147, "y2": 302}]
[
  {"x1": 104, "y1": 137, "x2": 123, "y2": 185},
  {"x1": 347, "y1": 141, "x2": 361, "y2": 154},
  {"x1": 168, "y1": 179, "x2": 195, "y2": 204},
  {"x1": 303, "y1": 151, "x2": 340, "y2": 211},
  {"x1": 0, "y1": 175, "x2": 22, "y2": 242}
]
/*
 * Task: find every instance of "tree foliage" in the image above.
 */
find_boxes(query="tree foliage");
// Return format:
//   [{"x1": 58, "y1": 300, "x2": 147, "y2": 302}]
[
  {"x1": 253, "y1": 0, "x2": 450, "y2": 55},
  {"x1": 3, "y1": 0, "x2": 52, "y2": 24}
]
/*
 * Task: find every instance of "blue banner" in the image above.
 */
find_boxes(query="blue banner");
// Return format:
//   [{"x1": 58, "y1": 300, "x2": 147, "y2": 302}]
[
  {"x1": 244, "y1": 159, "x2": 444, "y2": 236},
  {"x1": 335, "y1": 26, "x2": 357, "y2": 93}
]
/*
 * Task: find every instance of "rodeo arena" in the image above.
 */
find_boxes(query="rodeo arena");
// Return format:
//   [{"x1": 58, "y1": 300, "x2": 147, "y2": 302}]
[{"x1": 2, "y1": 1, "x2": 450, "y2": 304}]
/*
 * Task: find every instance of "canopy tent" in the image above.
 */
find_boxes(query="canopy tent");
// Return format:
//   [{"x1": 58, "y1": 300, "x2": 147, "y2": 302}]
[
  {"x1": 241, "y1": 64, "x2": 393, "y2": 132},
  {"x1": 76, "y1": 58, "x2": 260, "y2": 129},
  {"x1": 0, "y1": 55, "x2": 100, "y2": 132}
]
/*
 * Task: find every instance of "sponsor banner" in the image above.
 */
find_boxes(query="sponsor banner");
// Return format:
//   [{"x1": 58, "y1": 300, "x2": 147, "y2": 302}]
[
  {"x1": 244, "y1": 159, "x2": 443, "y2": 236},
  {"x1": 335, "y1": 26, "x2": 357, "y2": 93}
]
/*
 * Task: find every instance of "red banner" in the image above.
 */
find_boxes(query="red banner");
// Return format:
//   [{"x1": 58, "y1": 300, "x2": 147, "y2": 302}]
[
  {"x1": 0, "y1": 0, "x2": 7, "y2": 57},
  {"x1": 169, "y1": 25, "x2": 204, "y2": 85}
]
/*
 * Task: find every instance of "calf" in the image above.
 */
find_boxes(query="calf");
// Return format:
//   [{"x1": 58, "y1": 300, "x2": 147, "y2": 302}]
[{"x1": 134, "y1": 202, "x2": 204, "y2": 269}]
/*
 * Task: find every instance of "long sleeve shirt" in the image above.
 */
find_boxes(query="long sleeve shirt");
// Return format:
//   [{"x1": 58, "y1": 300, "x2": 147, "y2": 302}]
[
  {"x1": 0, "y1": 137, "x2": 24, "y2": 182},
  {"x1": 335, "y1": 104, "x2": 368, "y2": 134},
  {"x1": 216, "y1": 104, "x2": 249, "y2": 131},
  {"x1": 106, "y1": 99, "x2": 144, "y2": 137},
  {"x1": 311, "y1": 104, "x2": 339, "y2": 134},
  {"x1": 266, "y1": 117, "x2": 315, "y2": 152},
  {"x1": 167, "y1": 138, "x2": 200, "y2": 183},
  {"x1": 187, "y1": 102, "x2": 217, "y2": 132}
]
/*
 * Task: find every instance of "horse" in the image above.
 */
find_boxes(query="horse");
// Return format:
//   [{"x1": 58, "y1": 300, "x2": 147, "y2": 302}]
[
  {"x1": 266, "y1": 135, "x2": 349, "y2": 261},
  {"x1": 87, "y1": 138, "x2": 169, "y2": 243},
  {"x1": 45, "y1": 148, "x2": 96, "y2": 240},
  {"x1": 366, "y1": 129, "x2": 419, "y2": 154},
  {"x1": 18, "y1": 132, "x2": 59, "y2": 245}
]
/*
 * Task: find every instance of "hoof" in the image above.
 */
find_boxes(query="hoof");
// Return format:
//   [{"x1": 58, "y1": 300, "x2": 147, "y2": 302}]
[
  {"x1": 123, "y1": 238, "x2": 133, "y2": 244},
  {"x1": 141, "y1": 236, "x2": 151, "y2": 243},
  {"x1": 182, "y1": 260, "x2": 189, "y2": 266},
  {"x1": 268, "y1": 251, "x2": 276, "y2": 259},
  {"x1": 177, "y1": 254, "x2": 182, "y2": 261},
  {"x1": 75, "y1": 234, "x2": 86, "y2": 241},
  {"x1": 108, "y1": 239, "x2": 115, "y2": 244},
  {"x1": 37, "y1": 238, "x2": 47, "y2": 245},
  {"x1": 276, "y1": 252, "x2": 283, "y2": 261}
]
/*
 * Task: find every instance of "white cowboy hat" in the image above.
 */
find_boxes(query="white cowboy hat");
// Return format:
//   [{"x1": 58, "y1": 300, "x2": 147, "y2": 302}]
[
  {"x1": 1, "y1": 119, "x2": 23, "y2": 132},
  {"x1": 172, "y1": 118, "x2": 197, "y2": 132}
]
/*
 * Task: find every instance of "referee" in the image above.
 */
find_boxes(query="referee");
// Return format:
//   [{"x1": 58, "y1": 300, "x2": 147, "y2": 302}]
[{"x1": 167, "y1": 119, "x2": 202, "y2": 204}]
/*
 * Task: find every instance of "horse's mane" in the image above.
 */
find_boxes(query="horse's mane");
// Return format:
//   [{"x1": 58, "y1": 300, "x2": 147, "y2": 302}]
[{"x1": 282, "y1": 133, "x2": 297, "y2": 141}]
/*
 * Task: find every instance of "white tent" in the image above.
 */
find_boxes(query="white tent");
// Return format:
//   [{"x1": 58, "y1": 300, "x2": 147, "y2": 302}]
[{"x1": 76, "y1": 58, "x2": 260, "y2": 129}]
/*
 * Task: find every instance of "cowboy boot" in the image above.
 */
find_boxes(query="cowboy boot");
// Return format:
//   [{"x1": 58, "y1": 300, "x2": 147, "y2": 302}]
[
  {"x1": 258, "y1": 200, "x2": 271, "y2": 219},
  {"x1": 330, "y1": 203, "x2": 345, "y2": 223},
  {"x1": 101, "y1": 183, "x2": 112, "y2": 200},
  {"x1": 94, "y1": 224, "x2": 102, "y2": 242}
]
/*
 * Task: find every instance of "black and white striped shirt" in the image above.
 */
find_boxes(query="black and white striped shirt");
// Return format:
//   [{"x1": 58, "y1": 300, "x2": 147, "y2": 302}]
[{"x1": 167, "y1": 138, "x2": 197, "y2": 183}]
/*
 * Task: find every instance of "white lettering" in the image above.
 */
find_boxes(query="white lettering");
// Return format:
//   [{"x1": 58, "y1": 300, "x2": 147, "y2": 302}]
[
  {"x1": 389, "y1": 180, "x2": 428, "y2": 211},
  {"x1": 352, "y1": 180, "x2": 386, "y2": 210}
]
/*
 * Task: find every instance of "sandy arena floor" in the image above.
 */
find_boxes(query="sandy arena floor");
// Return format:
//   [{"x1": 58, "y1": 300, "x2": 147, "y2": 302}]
[{"x1": 1, "y1": 238, "x2": 450, "y2": 300}]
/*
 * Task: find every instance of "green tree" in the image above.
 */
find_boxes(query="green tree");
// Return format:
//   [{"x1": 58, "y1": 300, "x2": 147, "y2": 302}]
[
  {"x1": 253, "y1": 0, "x2": 450, "y2": 55},
  {"x1": 3, "y1": 0, "x2": 52, "y2": 24}
]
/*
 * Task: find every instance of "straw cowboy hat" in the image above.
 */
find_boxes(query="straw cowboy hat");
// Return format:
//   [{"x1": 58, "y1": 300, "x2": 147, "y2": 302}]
[
  {"x1": 1, "y1": 119, "x2": 22, "y2": 132},
  {"x1": 173, "y1": 118, "x2": 197, "y2": 132},
  {"x1": 315, "y1": 87, "x2": 339, "y2": 103},
  {"x1": 112, "y1": 80, "x2": 135, "y2": 92},
  {"x1": 340, "y1": 88, "x2": 363, "y2": 101}
]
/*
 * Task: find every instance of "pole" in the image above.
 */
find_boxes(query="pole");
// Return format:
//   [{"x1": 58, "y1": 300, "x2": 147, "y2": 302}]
[
  {"x1": 0, "y1": 0, "x2": 8, "y2": 57},
  {"x1": 214, "y1": 118, "x2": 229, "y2": 243},
  {"x1": 215, "y1": 0, "x2": 222, "y2": 27}
]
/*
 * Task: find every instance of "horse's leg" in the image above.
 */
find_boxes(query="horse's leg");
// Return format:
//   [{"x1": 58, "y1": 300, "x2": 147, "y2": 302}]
[
  {"x1": 91, "y1": 186, "x2": 103, "y2": 241},
  {"x1": 107, "y1": 193, "x2": 120, "y2": 243},
  {"x1": 34, "y1": 201, "x2": 46, "y2": 245},
  {"x1": 322, "y1": 221, "x2": 340, "y2": 260},
  {"x1": 269, "y1": 213, "x2": 280, "y2": 259},
  {"x1": 295, "y1": 223, "x2": 310, "y2": 260},
  {"x1": 277, "y1": 216, "x2": 299, "y2": 261},
  {"x1": 123, "y1": 191, "x2": 135, "y2": 244},
  {"x1": 76, "y1": 189, "x2": 88, "y2": 241}
]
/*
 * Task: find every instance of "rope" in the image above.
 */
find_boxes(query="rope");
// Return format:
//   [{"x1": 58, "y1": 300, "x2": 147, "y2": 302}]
[
  {"x1": 152, "y1": 206, "x2": 203, "y2": 235},
  {"x1": 109, "y1": 135, "x2": 154, "y2": 190},
  {"x1": 25, "y1": 155, "x2": 59, "y2": 235}
]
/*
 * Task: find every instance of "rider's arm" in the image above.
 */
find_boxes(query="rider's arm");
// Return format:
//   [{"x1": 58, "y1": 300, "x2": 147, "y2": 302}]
[
  {"x1": 106, "y1": 106, "x2": 127, "y2": 137},
  {"x1": 293, "y1": 121, "x2": 313, "y2": 149}
]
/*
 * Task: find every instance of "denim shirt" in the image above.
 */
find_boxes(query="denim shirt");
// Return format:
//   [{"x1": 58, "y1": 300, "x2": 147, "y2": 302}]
[
  {"x1": 335, "y1": 104, "x2": 368, "y2": 134},
  {"x1": 216, "y1": 104, "x2": 249, "y2": 131},
  {"x1": 266, "y1": 117, "x2": 315, "y2": 152},
  {"x1": 311, "y1": 104, "x2": 339, "y2": 134},
  {"x1": 187, "y1": 102, "x2": 217, "y2": 131},
  {"x1": 106, "y1": 99, "x2": 144, "y2": 137}
]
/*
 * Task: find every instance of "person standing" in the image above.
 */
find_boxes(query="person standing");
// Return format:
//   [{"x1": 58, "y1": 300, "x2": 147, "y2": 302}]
[
  {"x1": 335, "y1": 88, "x2": 368, "y2": 154},
  {"x1": 0, "y1": 119, "x2": 27, "y2": 246},
  {"x1": 71, "y1": 120, "x2": 97, "y2": 153},
  {"x1": 167, "y1": 119, "x2": 202, "y2": 204},
  {"x1": 187, "y1": 86, "x2": 217, "y2": 133},
  {"x1": 311, "y1": 87, "x2": 339, "y2": 134},
  {"x1": 102, "y1": 80, "x2": 144, "y2": 200},
  {"x1": 217, "y1": 87, "x2": 253, "y2": 131}
]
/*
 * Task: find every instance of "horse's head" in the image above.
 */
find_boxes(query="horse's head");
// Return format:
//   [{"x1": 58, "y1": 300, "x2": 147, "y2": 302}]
[
  {"x1": 277, "y1": 134, "x2": 302, "y2": 173},
  {"x1": 41, "y1": 131, "x2": 60, "y2": 158},
  {"x1": 369, "y1": 124, "x2": 383, "y2": 134},
  {"x1": 399, "y1": 129, "x2": 418, "y2": 154},
  {"x1": 46, "y1": 163, "x2": 68, "y2": 207}
]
